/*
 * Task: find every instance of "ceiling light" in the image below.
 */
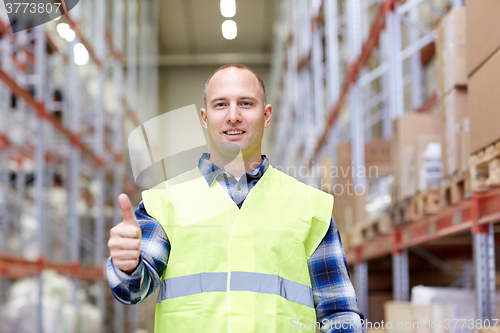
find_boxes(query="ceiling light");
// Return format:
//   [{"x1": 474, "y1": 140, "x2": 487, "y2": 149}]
[
  {"x1": 65, "y1": 29, "x2": 75, "y2": 42},
  {"x1": 74, "y1": 43, "x2": 89, "y2": 65},
  {"x1": 220, "y1": 0, "x2": 236, "y2": 18},
  {"x1": 222, "y1": 20, "x2": 237, "y2": 40},
  {"x1": 56, "y1": 23, "x2": 70, "y2": 39}
]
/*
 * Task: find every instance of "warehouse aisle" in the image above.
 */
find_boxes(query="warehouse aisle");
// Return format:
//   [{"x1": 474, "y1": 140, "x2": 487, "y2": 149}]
[{"x1": 1, "y1": 0, "x2": 499, "y2": 332}]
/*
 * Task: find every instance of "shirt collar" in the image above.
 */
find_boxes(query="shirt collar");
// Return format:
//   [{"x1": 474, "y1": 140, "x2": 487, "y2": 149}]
[{"x1": 198, "y1": 152, "x2": 269, "y2": 186}]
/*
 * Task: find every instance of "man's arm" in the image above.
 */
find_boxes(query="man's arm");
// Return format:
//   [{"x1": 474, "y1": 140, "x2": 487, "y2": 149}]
[
  {"x1": 308, "y1": 217, "x2": 364, "y2": 333},
  {"x1": 107, "y1": 201, "x2": 170, "y2": 304}
]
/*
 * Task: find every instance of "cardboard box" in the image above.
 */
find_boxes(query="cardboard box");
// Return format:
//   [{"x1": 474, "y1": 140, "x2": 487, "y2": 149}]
[
  {"x1": 320, "y1": 155, "x2": 332, "y2": 193},
  {"x1": 468, "y1": 48, "x2": 500, "y2": 153},
  {"x1": 332, "y1": 194, "x2": 353, "y2": 251},
  {"x1": 384, "y1": 301, "x2": 477, "y2": 333},
  {"x1": 334, "y1": 140, "x2": 391, "y2": 230},
  {"x1": 414, "y1": 135, "x2": 442, "y2": 191},
  {"x1": 407, "y1": 287, "x2": 500, "y2": 333},
  {"x1": 466, "y1": 0, "x2": 500, "y2": 76},
  {"x1": 384, "y1": 301, "x2": 415, "y2": 333},
  {"x1": 461, "y1": 118, "x2": 470, "y2": 171},
  {"x1": 436, "y1": 7, "x2": 467, "y2": 95},
  {"x1": 336, "y1": 140, "x2": 392, "y2": 177},
  {"x1": 478, "y1": 328, "x2": 500, "y2": 333},
  {"x1": 431, "y1": 303, "x2": 475, "y2": 333},
  {"x1": 335, "y1": 171, "x2": 368, "y2": 234},
  {"x1": 335, "y1": 143, "x2": 359, "y2": 237},
  {"x1": 349, "y1": 221, "x2": 364, "y2": 248},
  {"x1": 440, "y1": 88, "x2": 468, "y2": 176},
  {"x1": 391, "y1": 114, "x2": 441, "y2": 202},
  {"x1": 400, "y1": 145, "x2": 416, "y2": 199},
  {"x1": 365, "y1": 140, "x2": 392, "y2": 176},
  {"x1": 411, "y1": 285, "x2": 475, "y2": 305}
]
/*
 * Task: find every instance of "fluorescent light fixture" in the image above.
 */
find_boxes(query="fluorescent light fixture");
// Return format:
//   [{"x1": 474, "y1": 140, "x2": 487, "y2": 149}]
[
  {"x1": 65, "y1": 29, "x2": 75, "y2": 42},
  {"x1": 56, "y1": 22, "x2": 75, "y2": 42},
  {"x1": 220, "y1": 0, "x2": 236, "y2": 18},
  {"x1": 222, "y1": 20, "x2": 237, "y2": 40},
  {"x1": 56, "y1": 23, "x2": 70, "y2": 39},
  {"x1": 74, "y1": 43, "x2": 89, "y2": 65}
]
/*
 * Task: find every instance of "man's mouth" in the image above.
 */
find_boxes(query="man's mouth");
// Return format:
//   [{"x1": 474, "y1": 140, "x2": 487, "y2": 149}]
[{"x1": 223, "y1": 130, "x2": 245, "y2": 136}]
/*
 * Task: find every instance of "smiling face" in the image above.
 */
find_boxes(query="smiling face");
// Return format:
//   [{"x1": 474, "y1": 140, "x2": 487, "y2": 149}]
[{"x1": 200, "y1": 67, "x2": 272, "y2": 165}]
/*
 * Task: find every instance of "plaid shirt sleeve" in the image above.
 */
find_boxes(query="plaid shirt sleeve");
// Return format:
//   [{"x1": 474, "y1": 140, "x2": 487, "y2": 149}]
[
  {"x1": 309, "y1": 217, "x2": 365, "y2": 333},
  {"x1": 106, "y1": 201, "x2": 170, "y2": 305}
]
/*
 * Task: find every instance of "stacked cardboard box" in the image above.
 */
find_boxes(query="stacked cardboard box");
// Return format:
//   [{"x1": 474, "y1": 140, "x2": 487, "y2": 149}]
[
  {"x1": 385, "y1": 301, "x2": 482, "y2": 333},
  {"x1": 478, "y1": 328, "x2": 500, "y2": 333},
  {"x1": 391, "y1": 114, "x2": 441, "y2": 203},
  {"x1": 320, "y1": 155, "x2": 332, "y2": 193},
  {"x1": 439, "y1": 88, "x2": 469, "y2": 175},
  {"x1": 384, "y1": 301, "x2": 420, "y2": 333},
  {"x1": 467, "y1": 0, "x2": 500, "y2": 154},
  {"x1": 436, "y1": 7, "x2": 469, "y2": 177},
  {"x1": 333, "y1": 140, "x2": 391, "y2": 250},
  {"x1": 436, "y1": 7, "x2": 467, "y2": 95},
  {"x1": 384, "y1": 286, "x2": 500, "y2": 333}
]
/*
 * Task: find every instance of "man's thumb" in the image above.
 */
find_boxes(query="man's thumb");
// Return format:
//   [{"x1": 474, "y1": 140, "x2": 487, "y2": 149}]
[{"x1": 118, "y1": 193, "x2": 138, "y2": 225}]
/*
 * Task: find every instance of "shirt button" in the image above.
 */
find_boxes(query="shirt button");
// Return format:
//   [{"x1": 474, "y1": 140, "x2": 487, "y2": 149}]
[{"x1": 236, "y1": 184, "x2": 241, "y2": 191}]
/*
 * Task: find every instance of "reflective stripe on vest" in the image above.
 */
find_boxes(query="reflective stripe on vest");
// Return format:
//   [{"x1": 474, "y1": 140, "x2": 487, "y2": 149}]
[{"x1": 157, "y1": 271, "x2": 314, "y2": 308}]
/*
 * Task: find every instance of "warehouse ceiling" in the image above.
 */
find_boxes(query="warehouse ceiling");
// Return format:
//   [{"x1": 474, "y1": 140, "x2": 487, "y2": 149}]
[{"x1": 158, "y1": 0, "x2": 277, "y2": 66}]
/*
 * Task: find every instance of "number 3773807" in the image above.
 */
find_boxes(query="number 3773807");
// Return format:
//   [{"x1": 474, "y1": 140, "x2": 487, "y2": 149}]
[
  {"x1": 5, "y1": 2, "x2": 62, "y2": 14},
  {"x1": 444, "y1": 319, "x2": 499, "y2": 330}
]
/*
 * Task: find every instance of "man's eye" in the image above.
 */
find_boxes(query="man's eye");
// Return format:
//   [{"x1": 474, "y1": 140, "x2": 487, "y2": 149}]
[
  {"x1": 242, "y1": 101, "x2": 252, "y2": 106},
  {"x1": 215, "y1": 103, "x2": 224, "y2": 107}
]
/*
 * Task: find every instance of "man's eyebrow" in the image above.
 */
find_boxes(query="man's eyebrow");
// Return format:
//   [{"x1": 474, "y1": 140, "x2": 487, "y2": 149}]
[
  {"x1": 210, "y1": 96, "x2": 257, "y2": 103},
  {"x1": 210, "y1": 97, "x2": 227, "y2": 103}
]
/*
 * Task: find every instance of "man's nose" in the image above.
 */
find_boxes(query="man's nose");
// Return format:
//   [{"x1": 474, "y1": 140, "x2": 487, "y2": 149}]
[{"x1": 226, "y1": 104, "x2": 242, "y2": 123}]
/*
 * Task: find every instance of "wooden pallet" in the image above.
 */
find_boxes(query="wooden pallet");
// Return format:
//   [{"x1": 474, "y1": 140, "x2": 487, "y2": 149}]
[
  {"x1": 416, "y1": 186, "x2": 441, "y2": 216},
  {"x1": 470, "y1": 140, "x2": 500, "y2": 192},
  {"x1": 389, "y1": 198, "x2": 412, "y2": 226},
  {"x1": 350, "y1": 223, "x2": 364, "y2": 247},
  {"x1": 361, "y1": 213, "x2": 391, "y2": 241},
  {"x1": 390, "y1": 187, "x2": 442, "y2": 224},
  {"x1": 440, "y1": 170, "x2": 472, "y2": 206},
  {"x1": 404, "y1": 196, "x2": 421, "y2": 222}
]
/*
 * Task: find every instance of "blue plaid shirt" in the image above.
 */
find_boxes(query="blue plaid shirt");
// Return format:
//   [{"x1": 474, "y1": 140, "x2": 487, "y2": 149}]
[{"x1": 107, "y1": 153, "x2": 364, "y2": 332}]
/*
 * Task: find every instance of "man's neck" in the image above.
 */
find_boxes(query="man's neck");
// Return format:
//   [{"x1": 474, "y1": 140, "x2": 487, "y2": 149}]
[{"x1": 209, "y1": 149, "x2": 263, "y2": 178}]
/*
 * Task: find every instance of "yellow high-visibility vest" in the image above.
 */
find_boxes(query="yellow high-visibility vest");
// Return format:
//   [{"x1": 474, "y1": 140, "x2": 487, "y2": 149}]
[{"x1": 142, "y1": 165, "x2": 334, "y2": 332}]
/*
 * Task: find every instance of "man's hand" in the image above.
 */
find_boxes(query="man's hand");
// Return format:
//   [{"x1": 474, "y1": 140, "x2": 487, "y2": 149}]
[{"x1": 108, "y1": 193, "x2": 142, "y2": 274}]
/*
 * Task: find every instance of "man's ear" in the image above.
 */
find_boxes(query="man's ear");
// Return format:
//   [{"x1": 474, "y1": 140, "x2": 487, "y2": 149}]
[
  {"x1": 200, "y1": 108, "x2": 208, "y2": 129},
  {"x1": 264, "y1": 104, "x2": 273, "y2": 128}
]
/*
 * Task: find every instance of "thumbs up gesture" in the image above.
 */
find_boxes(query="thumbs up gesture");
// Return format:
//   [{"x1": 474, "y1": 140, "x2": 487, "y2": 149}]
[{"x1": 108, "y1": 194, "x2": 142, "y2": 274}]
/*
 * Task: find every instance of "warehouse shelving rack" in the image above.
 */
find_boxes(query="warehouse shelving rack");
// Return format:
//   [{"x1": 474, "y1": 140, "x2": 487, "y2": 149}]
[
  {"x1": 0, "y1": 0, "x2": 158, "y2": 332},
  {"x1": 269, "y1": 0, "x2": 496, "y2": 324}
]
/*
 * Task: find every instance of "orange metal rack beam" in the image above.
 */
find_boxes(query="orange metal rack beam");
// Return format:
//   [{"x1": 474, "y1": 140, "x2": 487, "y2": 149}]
[
  {"x1": 0, "y1": 255, "x2": 103, "y2": 281},
  {"x1": 0, "y1": 67, "x2": 105, "y2": 168},
  {"x1": 0, "y1": 6, "x2": 143, "y2": 282},
  {"x1": 347, "y1": 187, "x2": 500, "y2": 263},
  {"x1": 311, "y1": 0, "x2": 389, "y2": 161},
  {"x1": 0, "y1": 16, "x2": 133, "y2": 163}
]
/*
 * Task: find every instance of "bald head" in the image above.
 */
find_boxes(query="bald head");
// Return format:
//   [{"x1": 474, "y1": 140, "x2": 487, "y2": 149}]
[{"x1": 203, "y1": 64, "x2": 267, "y2": 108}]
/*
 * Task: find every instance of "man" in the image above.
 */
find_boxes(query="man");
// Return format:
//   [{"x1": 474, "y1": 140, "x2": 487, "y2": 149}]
[{"x1": 107, "y1": 64, "x2": 364, "y2": 332}]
